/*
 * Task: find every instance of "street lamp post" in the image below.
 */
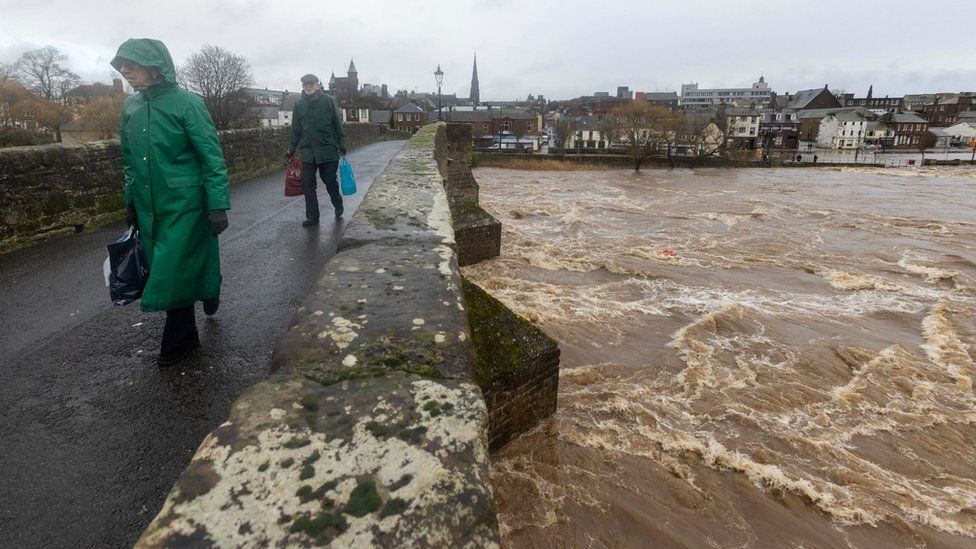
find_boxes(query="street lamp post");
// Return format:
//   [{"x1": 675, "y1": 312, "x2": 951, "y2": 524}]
[{"x1": 434, "y1": 65, "x2": 444, "y2": 122}]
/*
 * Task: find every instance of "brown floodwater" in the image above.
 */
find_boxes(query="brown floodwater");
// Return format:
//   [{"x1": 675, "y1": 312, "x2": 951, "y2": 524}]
[{"x1": 463, "y1": 166, "x2": 976, "y2": 548}]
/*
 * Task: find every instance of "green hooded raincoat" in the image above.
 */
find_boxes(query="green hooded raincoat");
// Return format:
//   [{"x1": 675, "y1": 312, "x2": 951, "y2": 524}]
[{"x1": 113, "y1": 39, "x2": 230, "y2": 312}]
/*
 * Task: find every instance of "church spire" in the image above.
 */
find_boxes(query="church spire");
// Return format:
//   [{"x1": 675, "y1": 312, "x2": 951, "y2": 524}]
[
  {"x1": 470, "y1": 53, "x2": 480, "y2": 106},
  {"x1": 348, "y1": 59, "x2": 357, "y2": 74}
]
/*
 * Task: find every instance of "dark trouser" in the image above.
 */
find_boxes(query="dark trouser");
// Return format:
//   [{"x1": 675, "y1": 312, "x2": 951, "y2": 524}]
[
  {"x1": 160, "y1": 304, "x2": 198, "y2": 357},
  {"x1": 301, "y1": 160, "x2": 342, "y2": 221}
]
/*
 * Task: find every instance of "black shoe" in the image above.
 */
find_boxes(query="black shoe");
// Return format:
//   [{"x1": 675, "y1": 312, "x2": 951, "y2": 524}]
[
  {"x1": 335, "y1": 205, "x2": 344, "y2": 218},
  {"x1": 203, "y1": 297, "x2": 219, "y2": 316},
  {"x1": 302, "y1": 218, "x2": 319, "y2": 227},
  {"x1": 157, "y1": 341, "x2": 200, "y2": 367}
]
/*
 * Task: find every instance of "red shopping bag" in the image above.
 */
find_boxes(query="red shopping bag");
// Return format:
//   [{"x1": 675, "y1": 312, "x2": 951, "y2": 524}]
[{"x1": 284, "y1": 156, "x2": 303, "y2": 197}]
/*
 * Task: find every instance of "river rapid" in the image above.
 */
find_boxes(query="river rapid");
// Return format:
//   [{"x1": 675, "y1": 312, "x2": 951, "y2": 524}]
[{"x1": 463, "y1": 166, "x2": 976, "y2": 548}]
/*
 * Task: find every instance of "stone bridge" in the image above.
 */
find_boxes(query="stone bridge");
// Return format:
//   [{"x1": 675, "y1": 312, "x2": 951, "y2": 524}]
[{"x1": 0, "y1": 123, "x2": 560, "y2": 547}]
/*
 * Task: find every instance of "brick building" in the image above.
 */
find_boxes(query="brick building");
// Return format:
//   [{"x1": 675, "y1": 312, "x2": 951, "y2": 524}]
[
  {"x1": 915, "y1": 94, "x2": 974, "y2": 127},
  {"x1": 635, "y1": 91, "x2": 679, "y2": 111},
  {"x1": 393, "y1": 103, "x2": 427, "y2": 134}
]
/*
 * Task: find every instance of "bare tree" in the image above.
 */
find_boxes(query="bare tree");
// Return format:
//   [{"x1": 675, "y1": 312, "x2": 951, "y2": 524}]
[
  {"x1": 0, "y1": 62, "x2": 17, "y2": 84},
  {"x1": 0, "y1": 80, "x2": 30, "y2": 127},
  {"x1": 15, "y1": 47, "x2": 80, "y2": 102},
  {"x1": 609, "y1": 103, "x2": 679, "y2": 171},
  {"x1": 553, "y1": 117, "x2": 573, "y2": 149},
  {"x1": 601, "y1": 113, "x2": 621, "y2": 151},
  {"x1": 682, "y1": 111, "x2": 725, "y2": 159},
  {"x1": 13, "y1": 47, "x2": 80, "y2": 142},
  {"x1": 917, "y1": 131, "x2": 937, "y2": 166},
  {"x1": 179, "y1": 44, "x2": 254, "y2": 130}
]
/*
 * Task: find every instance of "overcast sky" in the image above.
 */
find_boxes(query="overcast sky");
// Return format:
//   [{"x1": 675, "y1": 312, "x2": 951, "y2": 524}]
[{"x1": 2, "y1": 0, "x2": 974, "y2": 101}]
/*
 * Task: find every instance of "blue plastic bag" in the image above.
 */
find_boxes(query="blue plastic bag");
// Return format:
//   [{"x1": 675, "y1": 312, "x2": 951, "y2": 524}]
[
  {"x1": 339, "y1": 157, "x2": 356, "y2": 196},
  {"x1": 106, "y1": 226, "x2": 149, "y2": 306}
]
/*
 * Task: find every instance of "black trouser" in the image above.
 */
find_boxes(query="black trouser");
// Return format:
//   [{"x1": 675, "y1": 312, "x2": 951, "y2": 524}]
[
  {"x1": 160, "y1": 304, "x2": 198, "y2": 357},
  {"x1": 301, "y1": 160, "x2": 342, "y2": 221}
]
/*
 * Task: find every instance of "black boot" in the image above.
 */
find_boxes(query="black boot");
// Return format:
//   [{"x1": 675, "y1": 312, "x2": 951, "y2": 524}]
[{"x1": 158, "y1": 305, "x2": 199, "y2": 366}]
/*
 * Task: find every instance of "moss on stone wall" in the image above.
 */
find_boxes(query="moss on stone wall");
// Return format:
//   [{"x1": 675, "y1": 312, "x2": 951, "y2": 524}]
[{"x1": 461, "y1": 277, "x2": 557, "y2": 389}]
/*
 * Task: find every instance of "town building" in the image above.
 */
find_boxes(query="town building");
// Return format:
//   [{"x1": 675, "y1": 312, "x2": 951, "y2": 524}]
[
  {"x1": 903, "y1": 94, "x2": 938, "y2": 111},
  {"x1": 490, "y1": 108, "x2": 540, "y2": 138},
  {"x1": 759, "y1": 86, "x2": 843, "y2": 150},
  {"x1": 838, "y1": 86, "x2": 903, "y2": 112},
  {"x1": 241, "y1": 87, "x2": 285, "y2": 107},
  {"x1": 723, "y1": 106, "x2": 761, "y2": 149},
  {"x1": 680, "y1": 76, "x2": 772, "y2": 109},
  {"x1": 676, "y1": 109, "x2": 724, "y2": 157},
  {"x1": 863, "y1": 121, "x2": 895, "y2": 148},
  {"x1": 329, "y1": 60, "x2": 359, "y2": 103},
  {"x1": 817, "y1": 110, "x2": 874, "y2": 149},
  {"x1": 563, "y1": 116, "x2": 611, "y2": 151},
  {"x1": 915, "y1": 94, "x2": 974, "y2": 127},
  {"x1": 393, "y1": 103, "x2": 427, "y2": 134},
  {"x1": 942, "y1": 119, "x2": 976, "y2": 146},
  {"x1": 636, "y1": 92, "x2": 679, "y2": 111},
  {"x1": 395, "y1": 91, "x2": 460, "y2": 113},
  {"x1": 278, "y1": 92, "x2": 298, "y2": 126},
  {"x1": 562, "y1": 91, "x2": 631, "y2": 115},
  {"x1": 795, "y1": 108, "x2": 846, "y2": 145},
  {"x1": 438, "y1": 109, "x2": 493, "y2": 139},
  {"x1": 884, "y1": 111, "x2": 929, "y2": 147},
  {"x1": 370, "y1": 109, "x2": 391, "y2": 127},
  {"x1": 65, "y1": 79, "x2": 125, "y2": 106}
]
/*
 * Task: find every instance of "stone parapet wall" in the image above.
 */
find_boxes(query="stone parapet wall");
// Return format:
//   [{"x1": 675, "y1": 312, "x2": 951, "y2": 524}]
[
  {"x1": 462, "y1": 279, "x2": 560, "y2": 451},
  {"x1": 445, "y1": 123, "x2": 480, "y2": 202},
  {"x1": 137, "y1": 124, "x2": 500, "y2": 548},
  {"x1": 137, "y1": 123, "x2": 560, "y2": 547},
  {"x1": 0, "y1": 123, "x2": 409, "y2": 254}
]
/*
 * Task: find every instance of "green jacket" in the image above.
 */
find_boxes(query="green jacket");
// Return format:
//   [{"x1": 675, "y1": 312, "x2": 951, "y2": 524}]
[
  {"x1": 113, "y1": 38, "x2": 230, "y2": 312},
  {"x1": 289, "y1": 90, "x2": 346, "y2": 164}
]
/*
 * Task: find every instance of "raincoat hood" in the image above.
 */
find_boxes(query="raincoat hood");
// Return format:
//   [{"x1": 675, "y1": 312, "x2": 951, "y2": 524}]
[{"x1": 111, "y1": 38, "x2": 177, "y2": 85}]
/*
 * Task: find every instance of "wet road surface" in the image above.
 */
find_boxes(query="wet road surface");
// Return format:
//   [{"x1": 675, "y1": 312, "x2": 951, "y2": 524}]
[{"x1": 0, "y1": 140, "x2": 406, "y2": 548}]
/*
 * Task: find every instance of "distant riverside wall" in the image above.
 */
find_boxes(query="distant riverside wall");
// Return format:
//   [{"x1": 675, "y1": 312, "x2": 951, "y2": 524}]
[
  {"x1": 475, "y1": 151, "x2": 973, "y2": 169},
  {"x1": 136, "y1": 123, "x2": 560, "y2": 547},
  {"x1": 0, "y1": 124, "x2": 409, "y2": 254}
]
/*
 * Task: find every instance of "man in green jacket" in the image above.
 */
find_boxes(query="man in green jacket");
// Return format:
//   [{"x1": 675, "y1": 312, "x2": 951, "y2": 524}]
[
  {"x1": 287, "y1": 74, "x2": 346, "y2": 226},
  {"x1": 113, "y1": 38, "x2": 230, "y2": 366}
]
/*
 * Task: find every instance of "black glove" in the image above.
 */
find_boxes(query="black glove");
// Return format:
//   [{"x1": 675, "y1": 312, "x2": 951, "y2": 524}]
[
  {"x1": 339, "y1": 147, "x2": 347, "y2": 156},
  {"x1": 125, "y1": 203, "x2": 138, "y2": 230},
  {"x1": 285, "y1": 151, "x2": 295, "y2": 160},
  {"x1": 209, "y1": 210, "x2": 228, "y2": 237}
]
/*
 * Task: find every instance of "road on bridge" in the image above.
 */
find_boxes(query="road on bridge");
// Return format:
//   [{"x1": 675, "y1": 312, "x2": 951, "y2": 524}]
[{"x1": 0, "y1": 140, "x2": 406, "y2": 548}]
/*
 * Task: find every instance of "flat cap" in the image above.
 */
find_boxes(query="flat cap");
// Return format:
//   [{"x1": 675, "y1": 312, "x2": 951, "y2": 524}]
[{"x1": 300, "y1": 74, "x2": 319, "y2": 85}]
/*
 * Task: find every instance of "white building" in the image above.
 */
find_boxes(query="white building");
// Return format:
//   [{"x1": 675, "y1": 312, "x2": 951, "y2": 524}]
[
  {"x1": 724, "y1": 107, "x2": 761, "y2": 148},
  {"x1": 944, "y1": 120, "x2": 976, "y2": 146},
  {"x1": 680, "y1": 76, "x2": 773, "y2": 109},
  {"x1": 342, "y1": 107, "x2": 371, "y2": 123},
  {"x1": 564, "y1": 116, "x2": 613, "y2": 150},
  {"x1": 818, "y1": 111, "x2": 873, "y2": 149}
]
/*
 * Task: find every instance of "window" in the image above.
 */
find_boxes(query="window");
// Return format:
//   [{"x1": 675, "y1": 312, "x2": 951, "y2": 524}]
[
  {"x1": 501, "y1": 121, "x2": 510, "y2": 131},
  {"x1": 483, "y1": 123, "x2": 489, "y2": 131},
  {"x1": 397, "y1": 114, "x2": 403, "y2": 121}
]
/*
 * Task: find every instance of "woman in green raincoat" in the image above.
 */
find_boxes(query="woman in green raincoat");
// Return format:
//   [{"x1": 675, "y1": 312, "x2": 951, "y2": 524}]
[{"x1": 113, "y1": 38, "x2": 230, "y2": 366}]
